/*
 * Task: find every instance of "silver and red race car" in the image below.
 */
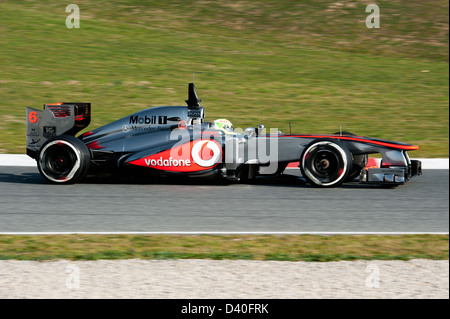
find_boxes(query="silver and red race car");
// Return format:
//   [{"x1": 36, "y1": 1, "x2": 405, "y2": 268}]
[{"x1": 26, "y1": 83, "x2": 422, "y2": 186}]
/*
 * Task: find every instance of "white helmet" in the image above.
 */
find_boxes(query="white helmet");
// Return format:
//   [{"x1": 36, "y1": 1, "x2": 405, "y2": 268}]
[{"x1": 211, "y1": 119, "x2": 234, "y2": 133}]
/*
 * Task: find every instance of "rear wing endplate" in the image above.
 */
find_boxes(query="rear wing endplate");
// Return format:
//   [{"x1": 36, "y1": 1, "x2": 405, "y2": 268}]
[{"x1": 26, "y1": 103, "x2": 91, "y2": 158}]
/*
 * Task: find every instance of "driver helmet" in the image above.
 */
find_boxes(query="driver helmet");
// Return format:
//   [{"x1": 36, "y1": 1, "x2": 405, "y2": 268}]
[{"x1": 211, "y1": 119, "x2": 234, "y2": 133}]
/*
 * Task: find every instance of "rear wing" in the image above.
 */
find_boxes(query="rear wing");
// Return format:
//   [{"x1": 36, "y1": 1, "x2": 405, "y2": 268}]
[{"x1": 26, "y1": 103, "x2": 91, "y2": 159}]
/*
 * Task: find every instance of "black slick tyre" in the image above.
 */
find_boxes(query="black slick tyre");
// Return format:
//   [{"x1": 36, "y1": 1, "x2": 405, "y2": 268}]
[
  {"x1": 332, "y1": 132, "x2": 368, "y2": 182},
  {"x1": 300, "y1": 139, "x2": 353, "y2": 187},
  {"x1": 37, "y1": 135, "x2": 91, "y2": 184}
]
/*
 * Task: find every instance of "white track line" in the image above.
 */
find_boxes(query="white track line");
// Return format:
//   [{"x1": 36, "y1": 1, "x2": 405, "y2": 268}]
[
  {"x1": 0, "y1": 154, "x2": 448, "y2": 169},
  {"x1": 0, "y1": 154, "x2": 36, "y2": 167},
  {"x1": 0, "y1": 231, "x2": 447, "y2": 235}
]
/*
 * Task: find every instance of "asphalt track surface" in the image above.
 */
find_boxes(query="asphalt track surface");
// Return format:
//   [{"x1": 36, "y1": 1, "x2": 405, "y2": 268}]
[{"x1": 0, "y1": 166, "x2": 448, "y2": 233}]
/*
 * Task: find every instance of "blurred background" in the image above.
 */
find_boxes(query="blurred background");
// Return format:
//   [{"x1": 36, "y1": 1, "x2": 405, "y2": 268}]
[{"x1": 0, "y1": 0, "x2": 448, "y2": 157}]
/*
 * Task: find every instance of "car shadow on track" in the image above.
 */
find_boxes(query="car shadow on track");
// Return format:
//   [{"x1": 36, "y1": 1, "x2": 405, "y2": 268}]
[
  {"x1": 248, "y1": 174, "x2": 398, "y2": 189},
  {"x1": 80, "y1": 176, "x2": 395, "y2": 189},
  {"x1": 0, "y1": 169, "x2": 396, "y2": 189},
  {"x1": 0, "y1": 172, "x2": 45, "y2": 184}
]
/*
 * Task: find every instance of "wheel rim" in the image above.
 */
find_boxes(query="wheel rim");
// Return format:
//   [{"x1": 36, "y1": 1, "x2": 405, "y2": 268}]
[
  {"x1": 39, "y1": 140, "x2": 81, "y2": 182},
  {"x1": 302, "y1": 141, "x2": 349, "y2": 186},
  {"x1": 311, "y1": 149, "x2": 340, "y2": 177}
]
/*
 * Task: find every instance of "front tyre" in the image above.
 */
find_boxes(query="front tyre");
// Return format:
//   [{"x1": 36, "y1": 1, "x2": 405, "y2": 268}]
[
  {"x1": 37, "y1": 135, "x2": 91, "y2": 184},
  {"x1": 300, "y1": 140, "x2": 352, "y2": 187}
]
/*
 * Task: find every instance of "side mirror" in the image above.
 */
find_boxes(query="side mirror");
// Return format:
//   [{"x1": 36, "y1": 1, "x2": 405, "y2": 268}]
[{"x1": 244, "y1": 127, "x2": 256, "y2": 138}]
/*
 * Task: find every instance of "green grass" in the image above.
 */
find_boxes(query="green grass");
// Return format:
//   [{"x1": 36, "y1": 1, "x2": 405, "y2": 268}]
[
  {"x1": 0, "y1": 1, "x2": 448, "y2": 156},
  {"x1": 0, "y1": 234, "x2": 448, "y2": 261}
]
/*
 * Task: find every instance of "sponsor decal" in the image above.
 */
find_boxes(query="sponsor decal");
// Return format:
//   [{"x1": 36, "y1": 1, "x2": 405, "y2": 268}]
[
  {"x1": 178, "y1": 121, "x2": 187, "y2": 129},
  {"x1": 30, "y1": 138, "x2": 41, "y2": 145},
  {"x1": 129, "y1": 139, "x2": 222, "y2": 172},
  {"x1": 27, "y1": 127, "x2": 39, "y2": 137},
  {"x1": 122, "y1": 125, "x2": 169, "y2": 133},
  {"x1": 191, "y1": 140, "x2": 221, "y2": 167},
  {"x1": 43, "y1": 126, "x2": 56, "y2": 139},
  {"x1": 188, "y1": 109, "x2": 203, "y2": 118},
  {"x1": 129, "y1": 115, "x2": 167, "y2": 125}
]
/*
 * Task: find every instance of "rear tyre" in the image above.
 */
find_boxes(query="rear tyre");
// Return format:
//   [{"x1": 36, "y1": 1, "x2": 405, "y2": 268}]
[
  {"x1": 300, "y1": 140, "x2": 353, "y2": 187},
  {"x1": 37, "y1": 135, "x2": 91, "y2": 184}
]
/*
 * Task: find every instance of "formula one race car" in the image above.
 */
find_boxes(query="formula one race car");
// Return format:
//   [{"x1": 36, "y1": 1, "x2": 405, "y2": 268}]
[{"x1": 26, "y1": 83, "x2": 422, "y2": 187}]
